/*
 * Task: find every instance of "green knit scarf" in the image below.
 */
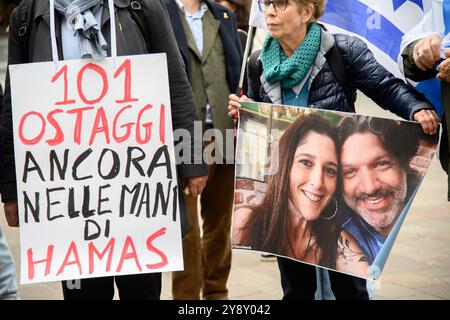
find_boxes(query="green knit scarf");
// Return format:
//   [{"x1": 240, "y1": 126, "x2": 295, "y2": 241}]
[{"x1": 261, "y1": 23, "x2": 321, "y2": 89}]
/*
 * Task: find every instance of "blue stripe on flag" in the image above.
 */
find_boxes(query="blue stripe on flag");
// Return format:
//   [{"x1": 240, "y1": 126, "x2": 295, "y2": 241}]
[
  {"x1": 321, "y1": 0, "x2": 404, "y2": 61},
  {"x1": 416, "y1": 79, "x2": 443, "y2": 116}
]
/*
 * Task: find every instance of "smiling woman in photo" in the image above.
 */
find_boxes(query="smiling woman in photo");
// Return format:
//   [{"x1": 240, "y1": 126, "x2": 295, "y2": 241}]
[{"x1": 233, "y1": 114, "x2": 343, "y2": 268}]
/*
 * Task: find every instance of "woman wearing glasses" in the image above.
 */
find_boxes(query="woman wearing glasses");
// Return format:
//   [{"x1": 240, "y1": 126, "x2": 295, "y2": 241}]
[{"x1": 229, "y1": 0, "x2": 439, "y2": 300}]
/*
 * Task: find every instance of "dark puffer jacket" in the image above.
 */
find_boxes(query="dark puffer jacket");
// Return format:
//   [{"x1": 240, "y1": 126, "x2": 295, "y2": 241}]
[{"x1": 250, "y1": 27, "x2": 432, "y2": 120}]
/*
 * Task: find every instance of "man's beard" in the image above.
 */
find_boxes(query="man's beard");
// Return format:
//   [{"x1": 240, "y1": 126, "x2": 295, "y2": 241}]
[{"x1": 344, "y1": 176, "x2": 408, "y2": 231}]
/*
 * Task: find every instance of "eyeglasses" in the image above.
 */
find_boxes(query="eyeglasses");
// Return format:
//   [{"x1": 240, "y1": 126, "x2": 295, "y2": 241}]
[{"x1": 258, "y1": 0, "x2": 290, "y2": 13}]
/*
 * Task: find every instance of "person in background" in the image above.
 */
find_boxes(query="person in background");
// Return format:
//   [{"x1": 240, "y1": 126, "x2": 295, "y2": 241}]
[
  {"x1": 229, "y1": 0, "x2": 438, "y2": 300},
  {"x1": 163, "y1": 0, "x2": 242, "y2": 300},
  {"x1": 233, "y1": 114, "x2": 344, "y2": 270}
]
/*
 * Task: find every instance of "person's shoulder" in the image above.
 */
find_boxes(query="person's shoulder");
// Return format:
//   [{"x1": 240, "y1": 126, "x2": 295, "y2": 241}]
[
  {"x1": 139, "y1": 0, "x2": 176, "y2": 27},
  {"x1": 5, "y1": 0, "x2": 36, "y2": 47},
  {"x1": 158, "y1": 0, "x2": 175, "y2": 9},
  {"x1": 15, "y1": 0, "x2": 36, "y2": 10},
  {"x1": 333, "y1": 33, "x2": 367, "y2": 51}
]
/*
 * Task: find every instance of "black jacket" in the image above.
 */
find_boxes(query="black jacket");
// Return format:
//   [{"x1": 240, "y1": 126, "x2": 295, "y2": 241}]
[
  {"x1": 163, "y1": 0, "x2": 243, "y2": 93},
  {"x1": 0, "y1": 0, "x2": 208, "y2": 233},
  {"x1": 251, "y1": 32, "x2": 432, "y2": 121}
]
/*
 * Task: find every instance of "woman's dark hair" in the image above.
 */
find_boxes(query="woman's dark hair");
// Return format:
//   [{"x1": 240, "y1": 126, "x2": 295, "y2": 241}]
[{"x1": 240, "y1": 113, "x2": 340, "y2": 268}]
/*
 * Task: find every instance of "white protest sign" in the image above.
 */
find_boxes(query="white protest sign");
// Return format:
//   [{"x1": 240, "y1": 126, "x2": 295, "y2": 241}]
[{"x1": 9, "y1": 54, "x2": 183, "y2": 284}]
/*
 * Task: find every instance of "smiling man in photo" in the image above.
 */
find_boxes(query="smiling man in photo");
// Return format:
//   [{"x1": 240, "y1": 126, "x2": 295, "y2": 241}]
[{"x1": 337, "y1": 116, "x2": 422, "y2": 264}]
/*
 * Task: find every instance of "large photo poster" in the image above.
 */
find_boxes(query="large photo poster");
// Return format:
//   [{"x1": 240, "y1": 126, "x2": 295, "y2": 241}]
[
  {"x1": 232, "y1": 102, "x2": 439, "y2": 280},
  {"x1": 9, "y1": 54, "x2": 183, "y2": 284}
]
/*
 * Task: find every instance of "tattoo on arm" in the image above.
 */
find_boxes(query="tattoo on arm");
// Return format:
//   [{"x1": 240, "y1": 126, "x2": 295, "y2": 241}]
[{"x1": 337, "y1": 234, "x2": 368, "y2": 265}]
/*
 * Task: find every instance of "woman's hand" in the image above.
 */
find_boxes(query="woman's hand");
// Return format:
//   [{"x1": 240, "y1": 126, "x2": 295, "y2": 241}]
[
  {"x1": 413, "y1": 109, "x2": 439, "y2": 135},
  {"x1": 228, "y1": 94, "x2": 251, "y2": 118}
]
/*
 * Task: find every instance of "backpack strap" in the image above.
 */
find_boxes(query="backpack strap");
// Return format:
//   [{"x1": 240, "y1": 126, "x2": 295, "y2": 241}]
[
  {"x1": 16, "y1": 0, "x2": 34, "y2": 62},
  {"x1": 325, "y1": 42, "x2": 355, "y2": 113},
  {"x1": 247, "y1": 49, "x2": 262, "y2": 100},
  {"x1": 128, "y1": 0, "x2": 151, "y2": 53}
]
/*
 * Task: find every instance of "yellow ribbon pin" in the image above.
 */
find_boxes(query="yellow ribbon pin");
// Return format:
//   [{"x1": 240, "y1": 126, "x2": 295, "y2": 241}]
[{"x1": 224, "y1": 12, "x2": 229, "y2": 19}]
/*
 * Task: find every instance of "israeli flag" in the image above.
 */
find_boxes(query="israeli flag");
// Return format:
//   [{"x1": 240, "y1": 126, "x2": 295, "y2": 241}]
[
  {"x1": 249, "y1": 1, "x2": 440, "y2": 106},
  {"x1": 321, "y1": 0, "x2": 433, "y2": 77},
  {"x1": 321, "y1": 0, "x2": 447, "y2": 116}
]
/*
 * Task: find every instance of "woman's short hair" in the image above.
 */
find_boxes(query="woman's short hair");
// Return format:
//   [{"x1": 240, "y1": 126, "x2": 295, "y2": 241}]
[{"x1": 293, "y1": 0, "x2": 327, "y2": 22}]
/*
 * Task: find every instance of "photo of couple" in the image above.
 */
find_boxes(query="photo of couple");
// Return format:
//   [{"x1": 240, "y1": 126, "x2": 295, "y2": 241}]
[{"x1": 232, "y1": 102, "x2": 439, "y2": 279}]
